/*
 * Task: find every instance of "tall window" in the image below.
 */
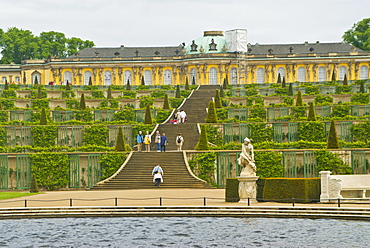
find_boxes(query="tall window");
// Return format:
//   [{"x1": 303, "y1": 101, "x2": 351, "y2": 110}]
[
  {"x1": 64, "y1": 71, "x2": 72, "y2": 85},
  {"x1": 318, "y1": 67, "x2": 326, "y2": 82},
  {"x1": 1, "y1": 77, "x2": 6, "y2": 82},
  {"x1": 84, "y1": 71, "x2": 92, "y2": 85},
  {"x1": 32, "y1": 73, "x2": 41, "y2": 85},
  {"x1": 104, "y1": 70, "x2": 112, "y2": 85},
  {"x1": 15, "y1": 76, "x2": 20, "y2": 82},
  {"x1": 190, "y1": 68, "x2": 197, "y2": 84},
  {"x1": 339, "y1": 66, "x2": 347, "y2": 80},
  {"x1": 298, "y1": 67, "x2": 306, "y2": 82},
  {"x1": 360, "y1": 65, "x2": 368, "y2": 80},
  {"x1": 164, "y1": 69, "x2": 172, "y2": 85},
  {"x1": 144, "y1": 70, "x2": 152, "y2": 85},
  {"x1": 256, "y1": 68, "x2": 264, "y2": 84},
  {"x1": 277, "y1": 67, "x2": 285, "y2": 80},
  {"x1": 230, "y1": 68, "x2": 237, "y2": 85},
  {"x1": 124, "y1": 70, "x2": 132, "y2": 85},
  {"x1": 209, "y1": 67, "x2": 218, "y2": 85}
]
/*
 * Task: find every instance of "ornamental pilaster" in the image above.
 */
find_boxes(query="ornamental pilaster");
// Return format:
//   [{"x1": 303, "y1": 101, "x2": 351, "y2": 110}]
[
  {"x1": 152, "y1": 67, "x2": 157, "y2": 85},
  {"x1": 305, "y1": 64, "x2": 311, "y2": 82},
  {"x1": 312, "y1": 64, "x2": 318, "y2": 81},
  {"x1": 203, "y1": 64, "x2": 208, "y2": 84},
  {"x1": 112, "y1": 67, "x2": 117, "y2": 84},
  {"x1": 118, "y1": 67, "x2": 123, "y2": 84},
  {"x1": 72, "y1": 68, "x2": 77, "y2": 84},
  {"x1": 271, "y1": 65, "x2": 276, "y2": 83},
  {"x1": 355, "y1": 62, "x2": 360, "y2": 79},
  {"x1": 264, "y1": 65, "x2": 270, "y2": 83},
  {"x1": 348, "y1": 62, "x2": 353, "y2": 80}
]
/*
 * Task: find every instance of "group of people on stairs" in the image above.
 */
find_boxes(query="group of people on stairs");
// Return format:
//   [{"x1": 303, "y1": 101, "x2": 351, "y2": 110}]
[{"x1": 136, "y1": 131, "x2": 184, "y2": 152}]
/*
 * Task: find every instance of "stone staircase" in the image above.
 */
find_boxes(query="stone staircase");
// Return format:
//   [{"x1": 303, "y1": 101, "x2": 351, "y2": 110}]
[
  {"x1": 91, "y1": 152, "x2": 212, "y2": 190},
  {"x1": 91, "y1": 85, "x2": 220, "y2": 190}
]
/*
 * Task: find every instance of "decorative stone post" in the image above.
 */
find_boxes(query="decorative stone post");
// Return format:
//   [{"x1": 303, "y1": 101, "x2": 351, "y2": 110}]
[{"x1": 320, "y1": 171, "x2": 331, "y2": 203}]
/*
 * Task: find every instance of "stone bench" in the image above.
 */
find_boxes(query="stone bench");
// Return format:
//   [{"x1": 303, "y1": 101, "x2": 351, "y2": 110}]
[{"x1": 320, "y1": 171, "x2": 370, "y2": 202}]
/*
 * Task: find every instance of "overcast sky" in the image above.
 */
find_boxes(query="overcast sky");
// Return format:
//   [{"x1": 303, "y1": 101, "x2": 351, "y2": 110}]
[{"x1": 0, "y1": 0, "x2": 368, "y2": 48}]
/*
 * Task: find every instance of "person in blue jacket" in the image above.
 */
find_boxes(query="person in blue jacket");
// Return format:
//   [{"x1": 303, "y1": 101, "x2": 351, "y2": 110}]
[
  {"x1": 160, "y1": 133, "x2": 169, "y2": 152},
  {"x1": 136, "y1": 131, "x2": 144, "y2": 151}
]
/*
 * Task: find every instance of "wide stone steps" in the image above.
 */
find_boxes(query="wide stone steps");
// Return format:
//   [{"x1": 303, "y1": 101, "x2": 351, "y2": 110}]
[{"x1": 91, "y1": 152, "x2": 211, "y2": 190}]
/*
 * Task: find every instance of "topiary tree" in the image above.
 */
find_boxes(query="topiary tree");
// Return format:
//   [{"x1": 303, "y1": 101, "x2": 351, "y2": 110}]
[
  {"x1": 307, "y1": 102, "x2": 317, "y2": 121},
  {"x1": 88, "y1": 76, "x2": 92, "y2": 85},
  {"x1": 277, "y1": 73, "x2": 281, "y2": 84},
  {"x1": 282, "y1": 76, "x2": 286, "y2": 88},
  {"x1": 144, "y1": 104, "x2": 153, "y2": 124},
  {"x1": 30, "y1": 174, "x2": 39, "y2": 193},
  {"x1": 331, "y1": 70, "x2": 336, "y2": 81},
  {"x1": 126, "y1": 79, "x2": 131, "y2": 91},
  {"x1": 192, "y1": 76, "x2": 196, "y2": 85},
  {"x1": 4, "y1": 81, "x2": 8, "y2": 90},
  {"x1": 34, "y1": 76, "x2": 39, "y2": 85},
  {"x1": 79, "y1": 93, "x2": 86, "y2": 110},
  {"x1": 327, "y1": 120, "x2": 341, "y2": 149},
  {"x1": 141, "y1": 75, "x2": 145, "y2": 85},
  {"x1": 214, "y1": 89, "x2": 222, "y2": 108},
  {"x1": 115, "y1": 126, "x2": 126, "y2": 151},
  {"x1": 185, "y1": 77, "x2": 189, "y2": 90},
  {"x1": 343, "y1": 74, "x2": 348, "y2": 86},
  {"x1": 175, "y1": 85, "x2": 181, "y2": 98},
  {"x1": 295, "y1": 90, "x2": 303, "y2": 106},
  {"x1": 360, "y1": 81, "x2": 365, "y2": 93},
  {"x1": 66, "y1": 80, "x2": 71, "y2": 90},
  {"x1": 220, "y1": 86, "x2": 224, "y2": 97},
  {"x1": 37, "y1": 86, "x2": 42, "y2": 99},
  {"x1": 163, "y1": 93, "x2": 170, "y2": 109},
  {"x1": 39, "y1": 108, "x2": 48, "y2": 125},
  {"x1": 195, "y1": 125, "x2": 209, "y2": 150},
  {"x1": 205, "y1": 100, "x2": 218, "y2": 123},
  {"x1": 107, "y1": 86, "x2": 113, "y2": 99},
  {"x1": 288, "y1": 83, "x2": 293, "y2": 96}
]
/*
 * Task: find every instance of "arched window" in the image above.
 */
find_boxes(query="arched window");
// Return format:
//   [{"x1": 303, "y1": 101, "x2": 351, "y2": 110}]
[
  {"x1": 190, "y1": 68, "x2": 197, "y2": 84},
  {"x1": 104, "y1": 70, "x2": 112, "y2": 85},
  {"x1": 84, "y1": 71, "x2": 92, "y2": 85},
  {"x1": 277, "y1": 67, "x2": 285, "y2": 80},
  {"x1": 64, "y1": 71, "x2": 72, "y2": 85},
  {"x1": 256, "y1": 68, "x2": 264, "y2": 84},
  {"x1": 144, "y1": 70, "x2": 152, "y2": 85},
  {"x1": 164, "y1": 69, "x2": 172, "y2": 85},
  {"x1": 230, "y1": 68, "x2": 237, "y2": 85},
  {"x1": 209, "y1": 67, "x2": 218, "y2": 85},
  {"x1": 298, "y1": 67, "x2": 306, "y2": 82},
  {"x1": 360, "y1": 65, "x2": 368, "y2": 80},
  {"x1": 124, "y1": 70, "x2": 132, "y2": 85},
  {"x1": 339, "y1": 66, "x2": 347, "y2": 80},
  {"x1": 32, "y1": 73, "x2": 41, "y2": 85},
  {"x1": 318, "y1": 67, "x2": 326, "y2": 82}
]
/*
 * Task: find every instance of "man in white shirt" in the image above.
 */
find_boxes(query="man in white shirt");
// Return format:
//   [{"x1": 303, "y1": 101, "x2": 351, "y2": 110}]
[
  {"x1": 152, "y1": 165, "x2": 164, "y2": 187},
  {"x1": 180, "y1": 110, "x2": 187, "y2": 123}
]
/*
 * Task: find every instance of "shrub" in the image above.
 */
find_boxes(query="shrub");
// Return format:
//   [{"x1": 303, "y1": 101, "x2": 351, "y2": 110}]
[
  {"x1": 175, "y1": 85, "x2": 181, "y2": 98},
  {"x1": 351, "y1": 120, "x2": 370, "y2": 146},
  {"x1": 205, "y1": 101, "x2": 218, "y2": 123},
  {"x1": 0, "y1": 99, "x2": 14, "y2": 110},
  {"x1": 144, "y1": 104, "x2": 153, "y2": 124},
  {"x1": 255, "y1": 151, "x2": 283, "y2": 178},
  {"x1": 66, "y1": 99, "x2": 79, "y2": 109},
  {"x1": 331, "y1": 105, "x2": 350, "y2": 118},
  {"x1": 62, "y1": 91, "x2": 75, "y2": 99},
  {"x1": 30, "y1": 174, "x2": 39, "y2": 193},
  {"x1": 249, "y1": 105, "x2": 266, "y2": 120},
  {"x1": 295, "y1": 90, "x2": 303, "y2": 106},
  {"x1": 90, "y1": 90, "x2": 105, "y2": 99},
  {"x1": 151, "y1": 91, "x2": 165, "y2": 98},
  {"x1": 350, "y1": 93, "x2": 369, "y2": 104},
  {"x1": 139, "y1": 96, "x2": 153, "y2": 108},
  {"x1": 195, "y1": 125, "x2": 209, "y2": 150},
  {"x1": 298, "y1": 122, "x2": 326, "y2": 142},
  {"x1": 249, "y1": 123, "x2": 273, "y2": 143},
  {"x1": 115, "y1": 127, "x2": 126, "y2": 151},
  {"x1": 107, "y1": 86, "x2": 113, "y2": 99},
  {"x1": 155, "y1": 110, "x2": 171, "y2": 123},
  {"x1": 336, "y1": 85, "x2": 351, "y2": 94},
  {"x1": 307, "y1": 102, "x2": 317, "y2": 121},
  {"x1": 100, "y1": 152, "x2": 128, "y2": 180},
  {"x1": 114, "y1": 109, "x2": 134, "y2": 122},
  {"x1": 188, "y1": 152, "x2": 216, "y2": 184},
  {"x1": 32, "y1": 126, "x2": 58, "y2": 147},
  {"x1": 314, "y1": 95, "x2": 333, "y2": 105},
  {"x1": 39, "y1": 108, "x2": 48, "y2": 125},
  {"x1": 121, "y1": 91, "x2": 136, "y2": 98},
  {"x1": 315, "y1": 150, "x2": 352, "y2": 174},
  {"x1": 1, "y1": 90, "x2": 17, "y2": 98},
  {"x1": 170, "y1": 97, "x2": 182, "y2": 108},
  {"x1": 32, "y1": 99, "x2": 50, "y2": 110},
  {"x1": 83, "y1": 125, "x2": 109, "y2": 146},
  {"x1": 74, "y1": 110, "x2": 93, "y2": 122},
  {"x1": 327, "y1": 120, "x2": 340, "y2": 149},
  {"x1": 163, "y1": 93, "x2": 170, "y2": 109},
  {"x1": 79, "y1": 93, "x2": 86, "y2": 110},
  {"x1": 305, "y1": 86, "x2": 320, "y2": 95}
]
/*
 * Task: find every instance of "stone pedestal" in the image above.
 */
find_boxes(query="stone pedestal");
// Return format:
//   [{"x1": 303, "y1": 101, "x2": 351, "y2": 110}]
[{"x1": 237, "y1": 176, "x2": 259, "y2": 203}]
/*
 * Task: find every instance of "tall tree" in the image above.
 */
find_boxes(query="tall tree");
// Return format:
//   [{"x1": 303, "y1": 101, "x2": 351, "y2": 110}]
[
  {"x1": 327, "y1": 120, "x2": 341, "y2": 149},
  {"x1": 282, "y1": 76, "x2": 286, "y2": 88},
  {"x1": 126, "y1": 79, "x2": 131, "y2": 90},
  {"x1": 144, "y1": 104, "x2": 153, "y2": 124},
  {"x1": 192, "y1": 76, "x2": 196, "y2": 85},
  {"x1": 288, "y1": 83, "x2": 293, "y2": 96},
  {"x1": 175, "y1": 85, "x2": 181, "y2": 98},
  {"x1": 88, "y1": 76, "x2": 92, "y2": 85},
  {"x1": 277, "y1": 73, "x2": 281, "y2": 84},
  {"x1": 343, "y1": 18, "x2": 370, "y2": 51},
  {"x1": 214, "y1": 89, "x2": 222, "y2": 108},
  {"x1": 295, "y1": 90, "x2": 303, "y2": 106},
  {"x1": 39, "y1": 108, "x2": 47, "y2": 125},
  {"x1": 79, "y1": 93, "x2": 86, "y2": 110},
  {"x1": 163, "y1": 93, "x2": 170, "y2": 109},
  {"x1": 107, "y1": 86, "x2": 113, "y2": 99},
  {"x1": 343, "y1": 74, "x2": 348, "y2": 86},
  {"x1": 115, "y1": 127, "x2": 126, "y2": 151},
  {"x1": 185, "y1": 77, "x2": 190, "y2": 90},
  {"x1": 307, "y1": 102, "x2": 317, "y2": 121},
  {"x1": 205, "y1": 101, "x2": 218, "y2": 123},
  {"x1": 195, "y1": 125, "x2": 209, "y2": 150},
  {"x1": 66, "y1": 37, "x2": 94, "y2": 56}
]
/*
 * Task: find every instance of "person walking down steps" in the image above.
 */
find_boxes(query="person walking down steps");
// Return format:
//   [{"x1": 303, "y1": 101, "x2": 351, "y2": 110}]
[
  {"x1": 176, "y1": 133, "x2": 184, "y2": 151},
  {"x1": 152, "y1": 164, "x2": 164, "y2": 187}
]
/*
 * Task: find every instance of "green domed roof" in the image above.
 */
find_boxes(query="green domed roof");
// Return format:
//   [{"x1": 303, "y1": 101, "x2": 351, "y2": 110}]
[{"x1": 185, "y1": 31, "x2": 227, "y2": 54}]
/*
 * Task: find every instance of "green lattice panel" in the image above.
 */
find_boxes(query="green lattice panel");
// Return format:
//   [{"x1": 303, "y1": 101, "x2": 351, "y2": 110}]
[
  {"x1": 364, "y1": 105, "x2": 370, "y2": 116},
  {"x1": 217, "y1": 153, "x2": 230, "y2": 187},
  {"x1": 72, "y1": 126, "x2": 83, "y2": 147},
  {"x1": 238, "y1": 124, "x2": 250, "y2": 143},
  {"x1": 58, "y1": 127, "x2": 69, "y2": 146},
  {"x1": 272, "y1": 123, "x2": 283, "y2": 143},
  {"x1": 66, "y1": 111, "x2": 75, "y2": 121},
  {"x1": 223, "y1": 124, "x2": 234, "y2": 143},
  {"x1": 280, "y1": 107, "x2": 289, "y2": 117},
  {"x1": 0, "y1": 155, "x2": 8, "y2": 189},
  {"x1": 87, "y1": 154, "x2": 101, "y2": 188},
  {"x1": 288, "y1": 123, "x2": 299, "y2": 142},
  {"x1": 94, "y1": 110, "x2": 103, "y2": 122},
  {"x1": 16, "y1": 155, "x2": 31, "y2": 189},
  {"x1": 135, "y1": 110, "x2": 144, "y2": 123},
  {"x1": 267, "y1": 108, "x2": 276, "y2": 122},
  {"x1": 23, "y1": 111, "x2": 33, "y2": 122},
  {"x1": 340, "y1": 122, "x2": 352, "y2": 142},
  {"x1": 69, "y1": 154, "x2": 80, "y2": 188},
  {"x1": 303, "y1": 151, "x2": 316, "y2": 178},
  {"x1": 227, "y1": 109, "x2": 235, "y2": 119},
  {"x1": 283, "y1": 151, "x2": 297, "y2": 178},
  {"x1": 9, "y1": 111, "x2": 20, "y2": 122},
  {"x1": 351, "y1": 106, "x2": 360, "y2": 117},
  {"x1": 52, "y1": 111, "x2": 62, "y2": 122},
  {"x1": 108, "y1": 126, "x2": 119, "y2": 147},
  {"x1": 351, "y1": 151, "x2": 367, "y2": 174},
  {"x1": 20, "y1": 127, "x2": 32, "y2": 146},
  {"x1": 106, "y1": 110, "x2": 115, "y2": 122},
  {"x1": 6, "y1": 127, "x2": 17, "y2": 147}
]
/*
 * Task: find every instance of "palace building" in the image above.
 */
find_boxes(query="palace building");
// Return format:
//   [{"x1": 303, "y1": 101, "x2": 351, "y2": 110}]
[{"x1": 2, "y1": 29, "x2": 370, "y2": 85}]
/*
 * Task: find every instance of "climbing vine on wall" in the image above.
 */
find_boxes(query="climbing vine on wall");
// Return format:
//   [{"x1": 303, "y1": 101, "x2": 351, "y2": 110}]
[
  {"x1": 83, "y1": 125, "x2": 109, "y2": 147},
  {"x1": 100, "y1": 152, "x2": 128, "y2": 180},
  {"x1": 32, "y1": 126, "x2": 58, "y2": 147},
  {"x1": 188, "y1": 152, "x2": 216, "y2": 185},
  {"x1": 30, "y1": 152, "x2": 69, "y2": 190},
  {"x1": 255, "y1": 151, "x2": 284, "y2": 178}
]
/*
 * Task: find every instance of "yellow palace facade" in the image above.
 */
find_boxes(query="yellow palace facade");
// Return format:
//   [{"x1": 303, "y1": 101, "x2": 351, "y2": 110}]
[{"x1": 2, "y1": 29, "x2": 370, "y2": 85}]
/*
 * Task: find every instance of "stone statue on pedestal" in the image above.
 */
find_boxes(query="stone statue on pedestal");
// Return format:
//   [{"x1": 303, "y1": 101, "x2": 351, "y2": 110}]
[{"x1": 237, "y1": 137, "x2": 256, "y2": 177}]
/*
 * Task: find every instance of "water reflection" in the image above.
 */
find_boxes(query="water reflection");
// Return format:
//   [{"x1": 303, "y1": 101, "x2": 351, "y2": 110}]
[{"x1": 0, "y1": 217, "x2": 369, "y2": 247}]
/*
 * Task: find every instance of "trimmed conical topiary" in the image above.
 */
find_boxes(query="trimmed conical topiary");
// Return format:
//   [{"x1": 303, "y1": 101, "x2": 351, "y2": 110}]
[
  {"x1": 115, "y1": 126, "x2": 126, "y2": 151},
  {"x1": 220, "y1": 86, "x2": 224, "y2": 97},
  {"x1": 192, "y1": 76, "x2": 196, "y2": 85},
  {"x1": 343, "y1": 74, "x2": 348, "y2": 86},
  {"x1": 214, "y1": 89, "x2": 222, "y2": 108},
  {"x1": 295, "y1": 90, "x2": 303, "y2": 106},
  {"x1": 37, "y1": 86, "x2": 42, "y2": 99},
  {"x1": 360, "y1": 81, "x2": 365, "y2": 93},
  {"x1": 185, "y1": 77, "x2": 189, "y2": 90},
  {"x1": 327, "y1": 120, "x2": 341, "y2": 149},
  {"x1": 141, "y1": 76, "x2": 145, "y2": 85},
  {"x1": 282, "y1": 76, "x2": 286, "y2": 88},
  {"x1": 175, "y1": 85, "x2": 181, "y2": 98},
  {"x1": 126, "y1": 79, "x2": 131, "y2": 90},
  {"x1": 34, "y1": 76, "x2": 39, "y2": 85},
  {"x1": 4, "y1": 81, "x2": 8, "y2": 90},
  {"x1": 277, "y1": 73, "x2": 282, "y2": 84},
  {"x1": 288, "y1": 83, "x2": 293, "y2": 96},
  {"x1": 225, "y1": 75, "x2": 229, "y2": 86},
  {"x1": 79, "y1": 93, "x2": 86, "y2": 110},
  {"x1": 30, "y1": 174, "x2": 39, "y2": 193},
  {"x1": 195, "y1": 125, "x2": 209, "y2": 150},
  {"x1": 307, "y1": 102, "x2": 317, "y2": 121},
  {"x1": 163, "y1": 93, "x2": 170, "y2": 109},
  {"x1": 39, "y1": 108, "x2": 47, "y2": 125},
  {"x1": 331, "y1": 70, "x2": 336, "y2": 81},
  {"x1": 107, "y1": 86, "x2": 113, "y2": 99},
  {"x1": 0, "y1": 102, "x2": 3, "y2": 110},
  {"x1": 88, "y1": 76, "x2": 92, "y2": 85},
  {"x1": 205, "y1": 100, "x2": 218, "y2": 123},
  {"x1": 144, "y1": 104, "x2": 153, "y2": 124},
  {"x1": 66, "y1": 80, "x2": 71, "y2": 90}
]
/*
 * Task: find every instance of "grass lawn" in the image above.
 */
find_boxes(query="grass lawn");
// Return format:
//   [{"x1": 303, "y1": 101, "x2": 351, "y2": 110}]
[{"x1": 0, "y1": 192, "x2": 41, "y2": 200}]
